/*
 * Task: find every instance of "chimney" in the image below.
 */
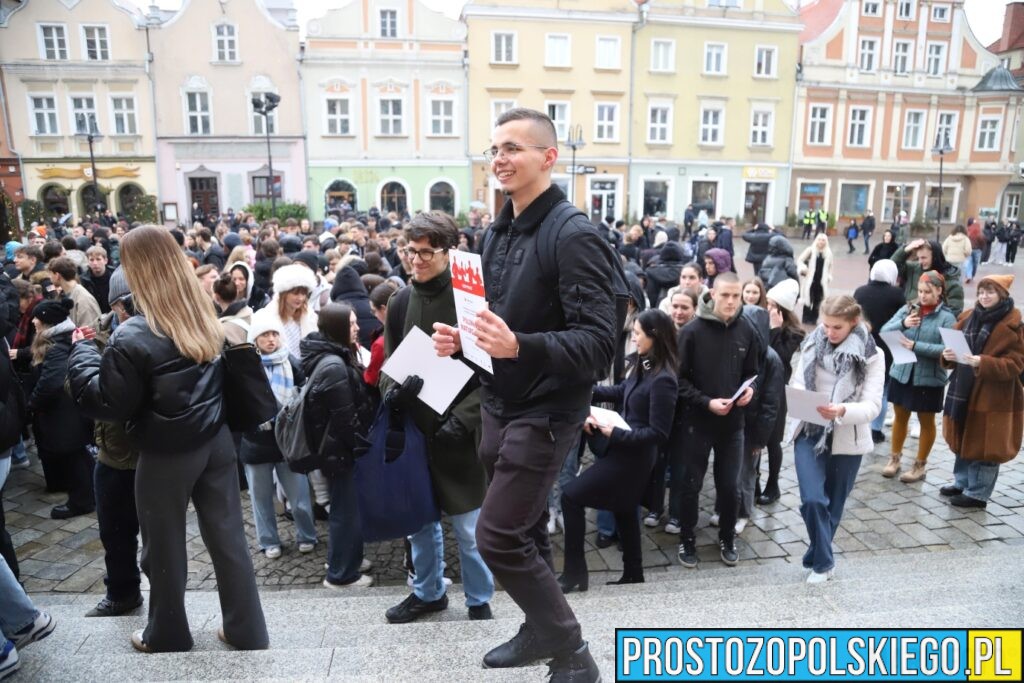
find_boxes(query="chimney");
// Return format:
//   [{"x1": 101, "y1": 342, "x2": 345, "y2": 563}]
[{"x1": 997, "y1": 2, "x2": 1024, "y2": 52}]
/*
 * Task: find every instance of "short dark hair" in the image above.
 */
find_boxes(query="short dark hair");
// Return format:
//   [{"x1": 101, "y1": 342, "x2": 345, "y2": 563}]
[
  {"x1": 369, "y1": 281, "x2": 399, "y2": 310},
  {"x1": 15, "y1": 245, "x2": 43, "y2": 262},
  {"x1": 60, "y1": 236, "x2": 78, "y2": 251},
  {"x1": 404, "y1": 211, "x2": 459, "y2": 250},
  {"x1": 48, "y1": 256, "x2": 79, "y2": 281},
  {"x1": 494, "y1": 107, "x2": 557, "y2": 147},
  {"x1": 42, "y1": 241, "x2": 63, "y2": 262}
]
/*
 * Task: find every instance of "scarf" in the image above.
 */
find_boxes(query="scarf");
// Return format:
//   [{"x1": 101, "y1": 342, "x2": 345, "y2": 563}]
[
  {"x1": 260, "y1": 347, "x2": 296, "y2": 430},
  {"x1": 800, "y1": 322, "x2": 877, "y2": 454},
  {"x1": 13, "y1": 298, "x2": 39, "y2": 350},
  {"x1": 944, "y1": 297, "x2": 1014, "y2": 424},
  {"x1": 41, "y1": 318, "x2": 77, "y2": 339}
]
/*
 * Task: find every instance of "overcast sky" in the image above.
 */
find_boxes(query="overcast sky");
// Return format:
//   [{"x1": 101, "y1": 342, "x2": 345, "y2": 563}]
[{"x1": 135, "y1": 0, "x2": 1010, "y2": 50}]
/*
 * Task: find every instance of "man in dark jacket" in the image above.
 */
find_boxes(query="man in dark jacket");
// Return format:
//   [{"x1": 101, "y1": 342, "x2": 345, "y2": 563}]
[
  {"x1": 644, "y1": 241, "x2": 687, "y2": 307},
  {"x1": 860, "y1": 209, "x2": 876, "y2": 254},
  {"x1": 674, "y1": 273, "x2": 759, "y2": 569},
  {"x1": 740, "y1": 222, "x2": 772, "y2": 277},
  {"x1": 757, "y1": 234, "x2": 799, "y2": 288},
  {"x1": 81, "y1": 246, "x2": 116, "y2": 315},
  {"x1": 195, "y1": 228, "x2": 226, "y2": 270},
  {"x1": 432, "y1": 108, "x2": 612, "y2": 681},
  {"x1": 379, "y1": 212, "x2": 494, "y2": 625}
]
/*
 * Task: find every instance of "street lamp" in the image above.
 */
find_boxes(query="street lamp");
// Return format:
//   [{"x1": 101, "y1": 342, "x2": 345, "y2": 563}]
[
  {"x1": 565, "y1": 124, "x2": 585, "y2": 206},
  {"x1": 251, "y1": 92, "x2": 281, "y2": 218},
  {"x1": 75, "y1": 122, "x2": 104, "y2": 217},
  {"x1": 931, "y1": 132, "x2": 953, "y2": 242}
]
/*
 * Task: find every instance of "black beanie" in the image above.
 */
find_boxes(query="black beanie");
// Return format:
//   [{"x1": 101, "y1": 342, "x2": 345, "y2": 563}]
[{"x1": 33, "y1": 298, "x2": 75, "y2": 326}]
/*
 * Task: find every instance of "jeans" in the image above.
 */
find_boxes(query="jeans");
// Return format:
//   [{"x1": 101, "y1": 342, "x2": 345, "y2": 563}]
[
  {"x1": 736, "y1": 441, "x2": 761, "y2": 519},
  {"x1": 794, "y1": 435, "x2": 863, "y2": 573},
  {"x1": 966, "y1": 249, "x2": 982, "y2": 280},
  {"x1": 677, "y1": 427, "x2": 742, "y2": 542},
  {"x1": 326, "y1": 468, "x2": 364, "y2": 585},
  {"x1": 9, "y1": 440, "x2": 27, "y2": 465},
  {"x1": 863, "y1": 232, "x2": 871, "y2": 253},
  {"x1": 409, "y1": 508, "x2": 494, "y2": 607},
  {"x1": 0, "y1": 453, "x2": 16, "y2": 581},
  {"x1": 244, "y1": 463, "x2": 317, "y2": 550},
  {"x1": 869, "y1": 378, "x2": 890, "y2": 433},
  {"x1": 953, "y1": 456, "x2": 1000, "y2": 502},
  {"x1": 94, "y1": 462, "x2": 140, "y2": 601},
  {"x1": 0, "y1": 554, "x2": 37, "y2": 640}
]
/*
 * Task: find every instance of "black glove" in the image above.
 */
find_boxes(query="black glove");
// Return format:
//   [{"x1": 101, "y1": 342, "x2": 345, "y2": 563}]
[
  {"x1": 434, "y1": 415, "x2": 470, "y2": 447},
  {"x1": 384, "y1": 375, "x2": 424, "y2": 411}
]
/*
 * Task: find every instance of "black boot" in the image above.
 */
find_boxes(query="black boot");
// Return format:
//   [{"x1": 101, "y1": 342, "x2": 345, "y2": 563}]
[
  {"x1": 482, "y1": 623, "x2": 559, "y2": 668},
  {"x1": 557, "y1": 569, "x2": 589, "y2": 594},
  {"x1": 606, "y1": 567, "x2": 644, "y2": 586},
  {"x1": 547, "y1": 641, "x2": 601, "y2": 683}
]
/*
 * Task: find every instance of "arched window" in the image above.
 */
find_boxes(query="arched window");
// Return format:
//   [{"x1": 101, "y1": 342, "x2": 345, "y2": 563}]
[
  {"x1": 80, "y1": 183, "x2": 109, "y2": 217},
  {"x1": 325, "y1": 180, "x2": 357, "y2": 214},
  {"x1": 118, "y1": 183, "x2": 144, "y2": 217},
  {"x1": 380, "y1": 181, "x2": 407, "y2": 215},
  {"x1": 428, "y1": 181, "x2": 455, "y2": 215},
  {"x1": 39, "y1": 184, "x2": 69, "y2": 217}
]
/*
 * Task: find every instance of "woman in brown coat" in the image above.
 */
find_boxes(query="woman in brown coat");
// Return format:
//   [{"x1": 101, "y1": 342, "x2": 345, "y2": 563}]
[{"x1": 940, "y1": 274, "x2": 1024, "y2": 508}]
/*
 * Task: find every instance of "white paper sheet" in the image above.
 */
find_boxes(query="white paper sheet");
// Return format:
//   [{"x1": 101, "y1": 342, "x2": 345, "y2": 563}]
[
  {"x1": 879, "y1": 331, "x2": 919, "y2": 365},
  {"x1": 589, "y1": 405, "x2": 632, "y2": 432},
  {"x1": 726, "y1": 375, "x2": 758, "y2": 405},
  {"x1": 785, "y1": 386, "x2": 832, "y2": 426},
  {"x1": 381, "y1": 326, "x2": 475, "y2": 416},
  {"x1": 449, "y1": 250, "x2": 494, "y2": 374},
  {"x1": 939, "y1": 328, "x2": 973, "y2": 364}
]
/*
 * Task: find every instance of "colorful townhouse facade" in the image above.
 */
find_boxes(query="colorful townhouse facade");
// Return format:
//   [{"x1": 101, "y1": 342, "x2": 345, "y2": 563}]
[
  {"x1": 988, "y1": 1, "x2": 1024, "y2": 223},
  {"x1": 0, "y1": 80, "x2": 23, "y2": 240}
]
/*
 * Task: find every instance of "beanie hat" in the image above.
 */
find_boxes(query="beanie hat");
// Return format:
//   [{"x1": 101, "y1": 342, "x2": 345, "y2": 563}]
[
  {"x1": 107, "y1": 266, "x2": 130, "y2": 306},
  {"x1": 653, "y1": 231, "x2": 668, "y2": 247},
  {"x1": 272, "y1": 263, "x2": 317, "y2": 296},
  {"x1": 979, "y1": 273, "x2": 1014, "y2": 296},
  {"x1": 291, "y1": 250, "x2": 322, "y2": 274},
  {"x1": 765, "y1": 278, "x2": 799, "y2": 312},
  {"x1": 247, "y1": 307, "x2": 285, "y2": 343},
  {"x1": 222, "y1": 233, "x2": 241, "y2": 251},
  {"x1": 869, "y1": 259, "x2": 899, "y2": 286},
  {"x1": 918, "y1": 269, "x2": 945, "y2": 293},
  {"x1": 33, "y1": 298, "x2": 75, "y2": 326}
]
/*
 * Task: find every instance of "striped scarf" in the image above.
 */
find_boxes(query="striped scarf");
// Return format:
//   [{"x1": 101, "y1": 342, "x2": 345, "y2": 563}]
[{"x1": 260, "y1": 348, "x2": 296, "y2": 430}]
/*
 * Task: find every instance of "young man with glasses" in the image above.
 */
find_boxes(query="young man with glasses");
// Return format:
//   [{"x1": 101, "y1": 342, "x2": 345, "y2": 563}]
[{"x1": 433, "y1": 108, "x2": 614, "y2": 682}]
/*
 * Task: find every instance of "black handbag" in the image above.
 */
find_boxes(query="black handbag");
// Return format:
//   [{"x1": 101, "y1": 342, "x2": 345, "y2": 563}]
[{"x1": 221, "y1": 342, "x2": 278, "y2": 433}]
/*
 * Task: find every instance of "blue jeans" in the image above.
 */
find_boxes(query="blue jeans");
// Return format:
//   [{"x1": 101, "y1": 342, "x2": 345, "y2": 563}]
[
  {"x1": 966, "y1": 249, "x2": 982, "y2": 280},
  {"x1": 244, "y1": 462, "x2": 317, "y2": 550},
  {"x1": 0, "y1": 553, "x2": 37, "y2": 640},
  {"x1": 870, "y1": 378, "x2": 890, "y2": 432},
  {"x1": 953, "y1": 456, "x2": 1000, "y2": 502},
  {"x1": 409, "y1": 508, "x2": 494, "y2": 607},
  {"x1": 326, "y1": 469, "x2": 363, "y2": 585},
  {"x1": 9, "y1": 440, "x2": 27, "y2": 465},
  {"x1": 794, "y1": 435, "x2": 862, "y2": 573}
]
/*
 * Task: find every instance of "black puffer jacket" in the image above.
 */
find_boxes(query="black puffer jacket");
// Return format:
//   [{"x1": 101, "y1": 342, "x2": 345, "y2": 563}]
[
  {"x1": 330, "y1": 266, "x2": 381, "y2": 348},
  {"x1": 741, "y1": 225, "x2": 773, "y2": 265},
  {"x1": 238, "y1": 355, "x2": 305, "y2": 465},
  {"x1": 68, "y1": 316, "x2": 225, "y2": 454},
  {"x1": 757, "y1": 235, "x2": 799, "y2": 288},
  {"x1": 644, "y1": 242, "x2": 687, "y2": 307},
  {"x1": 740, "y1": 306, "x2": 783, "y2": 449},
  {"x1": 29, "y1": 328, "x2": 92, "y2": 453}
]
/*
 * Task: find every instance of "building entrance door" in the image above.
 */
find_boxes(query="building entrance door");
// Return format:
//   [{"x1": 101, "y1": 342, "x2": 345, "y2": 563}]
[
  {"x1": 589, "y1": 180, "x2": 617, "y2": 221},
  {"x1": 189, "y1": 177, "x2": 219, "y2": 221},
  {"x1": 744, "y1": 182, "x2": 768, "y2": 225}
]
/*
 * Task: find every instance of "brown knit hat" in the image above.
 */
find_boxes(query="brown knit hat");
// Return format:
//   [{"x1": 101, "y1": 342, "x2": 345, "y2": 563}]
[{"x1": 978, "y1": 273, "x2": 1014, "y2": 296}]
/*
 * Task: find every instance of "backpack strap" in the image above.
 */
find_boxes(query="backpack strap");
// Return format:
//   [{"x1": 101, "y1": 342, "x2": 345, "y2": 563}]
[
  {"x1": 385, "y1": 286, "x2": 413, "y2": 350},
  {"x1": 536, "y1": 200, "x2": 590, "y2": 285}
]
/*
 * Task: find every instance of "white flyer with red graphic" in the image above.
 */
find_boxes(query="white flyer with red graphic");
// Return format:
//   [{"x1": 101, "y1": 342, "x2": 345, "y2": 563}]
[{"x1": 449, "y1": 250, "x2": 493, "y2": 374}]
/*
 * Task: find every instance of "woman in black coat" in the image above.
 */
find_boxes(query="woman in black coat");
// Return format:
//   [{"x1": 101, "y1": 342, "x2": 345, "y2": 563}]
[
  {"x1": 559, "y1": 309, "x2": 678, "y2": 591},
  {"x1": 868, "y1": 230, "x2": 898, "y2": 270},
  {"x1": 330, "y1": 265, "x2": 381, "y2": 348}
]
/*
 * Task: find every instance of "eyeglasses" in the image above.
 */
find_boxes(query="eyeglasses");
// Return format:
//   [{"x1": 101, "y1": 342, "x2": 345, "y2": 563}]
[
  {"x1": 482, "y1": 143, "x2": 551, "y2": 163},
  {"x1": 402, "y1": 247, "x2": 446, "y2": 262}
]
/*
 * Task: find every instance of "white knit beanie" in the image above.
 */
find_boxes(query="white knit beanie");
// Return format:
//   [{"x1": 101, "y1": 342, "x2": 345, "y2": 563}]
[
  {"x1": 248, "y1": 307, "x2": 285, "y2": 343},
  {"x1": 272, "y1": 263, "x2": 317, "y2": 296},
  {"x1": 869, "y1": 259, "x2": 899, "y2": 286},
  {"x1": 766, "y1": 278, "x2": 799, "y2": 312}
]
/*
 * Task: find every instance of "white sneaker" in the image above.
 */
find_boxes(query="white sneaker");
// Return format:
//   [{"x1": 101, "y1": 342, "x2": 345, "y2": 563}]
[
  {"x1": 264, "y1": 546, "x2": 282, "y2": 559},
  {"x1": 546, "y1": 507, "x2": 558, "y2": 535},
  {"x1": 297, "y1": 542, "x2": 316, "y2": 554},
  {"x1": 359, "y1": 558, "x2": 372, "y2": 572},
  {"x1": 806, "y1": 569, "x2": 834, "y2": 584},
  {"x1": 323, "y1": 574, "x2": 373, "y2": 589},
  {"x1": 910, "y1": 424, "x2": 921, "y2": 439},
  {"x1": 709, "y1": 513, "x2": 720, "y2": 527},
  {"x1": 643, "y1": 512, "x2": 660, "y2": 528},
  {"x1": 664, "y1": 519, "x2": 681, "y2": 535},
  {"x1": 734, "y1": 518, "x2": 748, "y2": 534}
]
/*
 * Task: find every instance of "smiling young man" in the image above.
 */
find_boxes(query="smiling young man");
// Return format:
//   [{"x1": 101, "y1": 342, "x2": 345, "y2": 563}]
[{"x1": 433, "y1": 108, "x2": 614, "y2": 682}]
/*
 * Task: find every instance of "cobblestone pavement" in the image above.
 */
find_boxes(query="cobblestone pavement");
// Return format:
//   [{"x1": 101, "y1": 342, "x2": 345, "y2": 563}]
[{"x1": 5, "y1": 243, "x2": 1024, "y2": 596}]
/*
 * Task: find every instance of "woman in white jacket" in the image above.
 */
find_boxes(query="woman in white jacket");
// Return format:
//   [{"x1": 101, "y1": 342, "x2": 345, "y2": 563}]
[
  {"x1": 268, "y1": 264, "x2": 318, "y2": 357},
  {"x1": 789, "y1": 295, "x2": 883, "y2": 584},
  {"x1": 797, "y1": 233, "x2": 834, "y2": 324}
]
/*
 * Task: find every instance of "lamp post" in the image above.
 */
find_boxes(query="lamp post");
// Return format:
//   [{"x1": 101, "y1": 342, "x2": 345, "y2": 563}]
[
  {"x1": 75, "y1": 123, "x2": 104, "y2": 217},
  {"x1": 565, "y1": 124, "x2": 585, "y2": 206},
  {"x1": 931, "y1": 132, "x2": 953, "y2": 242},
  {"x1": 251, "y1": 92, "x2": 281, "y2": 218}
]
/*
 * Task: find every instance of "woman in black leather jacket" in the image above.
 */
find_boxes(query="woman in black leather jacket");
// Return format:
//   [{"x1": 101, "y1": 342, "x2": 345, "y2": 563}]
[{"x1": 68, "y1": 225, "x2": 267, "y2": 654}]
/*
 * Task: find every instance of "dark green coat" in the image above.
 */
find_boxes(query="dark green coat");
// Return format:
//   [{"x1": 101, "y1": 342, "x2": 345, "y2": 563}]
[{"x1": 382, "y1": 271, "x2": 486, "y2": 515}]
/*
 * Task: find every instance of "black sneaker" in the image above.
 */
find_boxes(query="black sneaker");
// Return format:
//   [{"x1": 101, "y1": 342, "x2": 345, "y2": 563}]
[
  {"x1": 871, "y1": 430, "x2": 886, "y2": 444},
  {"x1": 949, "y1": 494, "x2": 987, "y2": 509},
  {"x1": 385, "y1": 593, "x2": 448, "y2": 624},
  {"x1": 547, "y1": 641, "x2": 601, "y2": 683},
  {"x1": 594, "y1": 533, "x2": 616, "y2": 549},
  {"x1": 939, "y1": 484, "x2": 964, "y2": 497},
  {"x1": 312, "y1": 503, "x2": 329, "y2": 521},
  {"x1": 468, "y1": 603, "x2": 493, "y2": 620},
  {"x1": 677, "y1": 538, "x2": 698, "y2": 568},
  {"x1": 482, "y1": 623, "x2": 559, "y2": 668},
  {"x1": 719, "y1": 538, "x2": 738, "y2": 566},
  {"x1": 85, "y1": 594, "x2": 143, "y2": 618}
]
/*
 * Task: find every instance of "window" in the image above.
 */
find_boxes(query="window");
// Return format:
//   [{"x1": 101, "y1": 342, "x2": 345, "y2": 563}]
[
  {"x1": 252, "y1": 175, "x2": 281, "y2": 203},
  {"x1": 704, "y1": 43, "x2": 726, "y2": 75},
  {"x1": 214, "y1": 23, "x2": 237, "y2": 62},
  {"x1": 82, "y1": 25, "x2": 109, "y2": 61},
  {"x1": 595, "y1": 36, "x2": 620, "y2": 69},
  {"x1": 325, "y1": 98, "x2": 351, "y2": 135},
  {"x1": 926, "y1": 43, "x2": 947, "y2": 76},
  {"x1": 595, "y1": 103, "x2": 618, "y2": 142},
  {"x1": 925, "y1": 186, "x2": 955, "y2": 222},
  {"x1": 883, "y1": 183, "x2": 914, "y2": 222},
  {"x1": 29, "y1": 96, "x2": 58, "y2": 135},
  {"x1": 430, "y1": 99, "x2": 454, "y2": 136},
  {"x1": 847, "y1": 107, "x2": 871, "y2": 147},
  {"x1": 975, "y1": 116, "x2": 1001, "y2": 151},
  {"x1": 935, "y1": 112, "x2": 957, "y2": 150},
  {"x1": 931, "y1": 4, "x2": 950, "y2": 22},
  {"x1": 546, "y1": 101, "x2": 569, "y2": 141},
  {"x1": 251, "y1": 94, "x2": 276, "y2": 135},
  {"x1": 379, "y1": 98, "x2": 403, "y2": 136},
  {"x1": 1001, "y1": 57, "x2": 1012, "y2": 69},
  {"x1": 71, "y1": 96, "x2": 98, "y2": 135},
  {"x1": 650, "y1": 39, "x2": 675, "y2": 72},
  {"x1": 859, "y1": 38, "x2": 878, "y2": 72},
  {"x1": 429, "y1": 182, "x2": 455, "y2": 214},
  {"x1": 897, "y1": 0, "x2": 913, "y2": 20},
  {"x1": 862, "y1": 1, "x2": 881, "y2": 16},
  {"x1": 1005, "y1": 192, "x2": 1021, "y2": 221},
  {"x1": 839, "y1": 184, "x2": 870, "y2": 215},
  {"x1": 648, "y1": 104, "x2": 671, "y2": 144},
  {"x1": 692, "y1": 180, "x2": 719, "y2": 216},
  {"x1": 902, "y1": 110, "x2": 925, "y2": 149},
  {"x1": 545, "y1": 34, "x2": 571, "y2": 67},
  {"x1": 492, "y1": 32, "x2": 516, "y2": 64},
  {"x1": 893, "y1": 40, "x2": 912, "y2": 75},
  {"x1": 808, "y1": 105, "x2": 832, "y2": 145},
  {"x1": 700, "y1": 106, "x2": 723, "y2": 145},
  {"x1": 755, "y1": 46, "x2": 777, "y2": 78},
  {"x1": 39, "y1": 24, "x2": 68, "y2": 60},
  {"x1": 491, "y1": 99, "x2": 514, "y2": 125},
  {"x1": 750, "y1": 110, "x2": 772, "y2": 146},
  {"x1": 111, "y1": 97, "x2": 137, "y2": 135},
  {"x1": 185, "y1": 91, "x2": 211, "y2": 135},
  {"x1": 380, "y1": 9, "x2": 397, "y2": 38}
]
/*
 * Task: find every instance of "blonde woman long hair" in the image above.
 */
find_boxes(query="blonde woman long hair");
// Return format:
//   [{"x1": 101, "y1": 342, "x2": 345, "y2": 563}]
[{"x1": 120, "y1": 225, "x2": 225, "y2": 364}]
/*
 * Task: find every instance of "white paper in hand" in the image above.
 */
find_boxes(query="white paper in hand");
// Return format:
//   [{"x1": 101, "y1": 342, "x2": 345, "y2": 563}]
[
  {"x1": 381, "y1": 326, "x2": 474, "y2": 416},
  {"x1": 726, "y1": 375, "x2": 758, "y2": 405},
  {"x1": 590, "y1": 406, "x2": 631, "y2": 431},
  {"x1": 939, "y1": 328, "x2": 973, "y2": 364},
  {"x1": 449, "y1": 250, "x2": 494, "y2": 374},
  {"x1": 879, "y1": 331, "x2": 918, "y2": 365},
  {"x1": 785, "y1": 386, "x2": 831, "y2": 426}
]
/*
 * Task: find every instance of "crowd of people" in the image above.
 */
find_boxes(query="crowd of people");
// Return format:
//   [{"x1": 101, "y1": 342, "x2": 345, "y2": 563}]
[{"x1": 0, "y1": 107, "x2": 1022, "y2": 682}]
